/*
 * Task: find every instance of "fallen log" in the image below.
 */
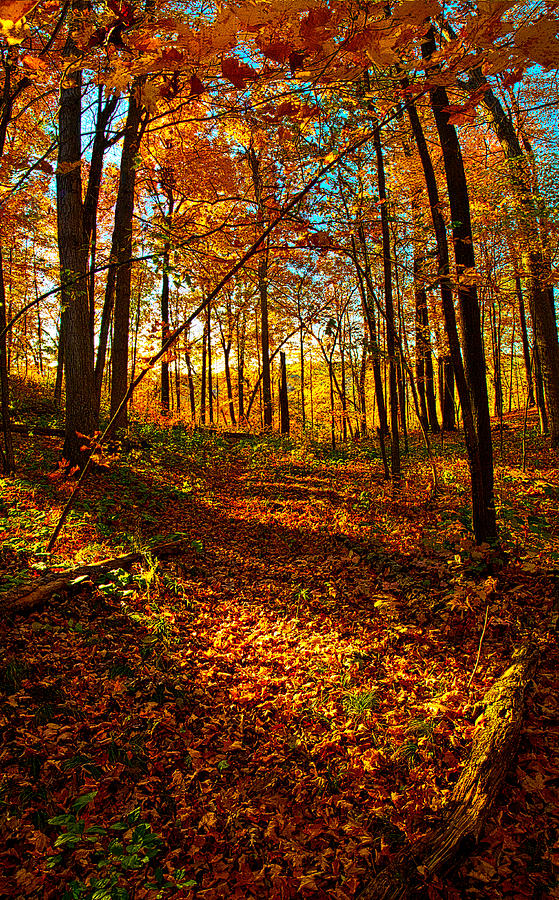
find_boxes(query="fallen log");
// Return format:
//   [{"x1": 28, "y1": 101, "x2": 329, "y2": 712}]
[
  {"x1": 359, "y1": 642, "x2": 539, "y2": 899},
  {"x1": 2, "y1": 539, "x2": 191, "y2": 616},
  {"x1": 10, "y1": 422, "x2": 65, "y2": 437}
]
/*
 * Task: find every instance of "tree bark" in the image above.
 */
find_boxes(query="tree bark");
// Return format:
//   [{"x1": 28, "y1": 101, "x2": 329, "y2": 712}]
[
  {"x1": 207, "y1": 302, "x2": 214, "y2": 424},
  {"x1": 109, "y1": 84, "x2": 145, "y2": 428},
  {"x1": 427, "y1": 45, "x2": 495, "y2": 541},
  {"x1": 405, "y1": 71, "x2": 495, "y2": 543},
  {"x1": 57, "y1": 26, "x2": 96, "y2": 465},
  {"x1": 237, "y1": 311, "x2": 246, "y2": 421},
  {"x1": 248, "y1": 147, "x2": 272, "y2": 428},
  {"x1": 515, "y1": 274, "x2": 534, "y2": 407},
  {"x1": 354, "y1": 227, "x2": 389, "y2": 436},
  {"x1": 200, "y1": 316, "x2": 207, "y2": 425},
  {"x1": 279, "y1": 350, "x2": 289, "y2": 434},
  {"x1": 0, "y1": 247, "x2": 14, "y2": 472},
  {"x1": 373, "y1": 124, "x2": 400, "y2": 479},
  {"x1": 413, "y1": 208, "x2": 439, "y2": 434},
  {"x1": 184, "y1": 339, "x2": 196, "y2": 423},
  {"x1": 441, "y1": 356, "x2": 456, "y2": 431}
]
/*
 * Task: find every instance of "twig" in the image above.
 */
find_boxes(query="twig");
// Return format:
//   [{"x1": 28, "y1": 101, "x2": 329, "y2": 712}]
[{"x1": 468, "y1": 603, "x2": 490, "y2": 691}]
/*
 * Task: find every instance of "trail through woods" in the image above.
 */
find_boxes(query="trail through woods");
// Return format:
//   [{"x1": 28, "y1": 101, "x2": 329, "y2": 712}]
[{"x1": 1, "y1": 420, "x2": 558, "y2": 899}]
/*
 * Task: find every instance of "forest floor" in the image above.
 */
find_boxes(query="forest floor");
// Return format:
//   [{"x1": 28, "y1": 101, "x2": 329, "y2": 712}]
[{"x1": 1, "y1": 392, "x2": 558, "y2": 899}]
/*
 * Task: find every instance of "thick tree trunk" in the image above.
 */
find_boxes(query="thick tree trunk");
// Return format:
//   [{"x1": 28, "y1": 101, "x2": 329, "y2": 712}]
[
  {"x1": 533, "y1": 346, "x2": 549, "y2": 434},
  {"x1": 109, "y1": 85, "x2": 145, "y2": 429},
  {"x1": 57, "y1": 54, "x2": 96, "y2": 465},
  {"x1": 428, "y1": 57, "x2": 496, "y2": 541},
  {"x1": 405, "y1": 73, "x2": 495, "y2": 543},
  {"x1": 0, "y1": 247, "x2": 14, "y2": 472}
]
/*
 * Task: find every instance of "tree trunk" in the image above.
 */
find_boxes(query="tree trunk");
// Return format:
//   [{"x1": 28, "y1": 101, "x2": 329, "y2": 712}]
[
  {"x1": 354, "y1": 228, "x2": 388, "y2": 435},
  {"x1": 54, "y1": 311, "x2": 64, "y2": 404},
  {"x1": 516, "y1": 274, "x2": 534, "y2": 407},
  {"x1": 341, "y1": 331, "x2": 348, "y2": 443},
  {"x1": 428, "y1": 53, "x2": 495, "y2": 540},
  {"x1": 413, "y1": 212, "x2": 439, "y2": 434},
  {"x1": 0, "y1": 247, "x2": 14, "y2": 472},
  {"x1": 57, "y1": 42, "x2": 96, "y2": 466},
  {"x1": 184, "y1": 340, "x2": 196, "y2": 423},
  {"x1": 441, "y1": 356, "x2": 456, "y2": 431},
  {"x1": 248, "y1": 147, "x2": 272, "y2": 428},
  {"x1": 200, "y1": 317, "x2": 207, "y2": 425},
  {"x1": 405, "y1": 68, "x2": 495, "y2": 543},
  {"x1": 207, "y1": 303, "x2": 213, "y2": 424},
  {"x1": 224, "y1": 343, "x2": 236, "y2": 426},
  {"x1": 237, "y1": 311, "x2": 246, "y2": 422},
  {"x1": 508, "y1": 316, "x2": 516, "y2": 414},
  {"x1": 109, "y1": 84, "x2": 145, "y2": 429},
  {"x1": 297, "y1": 290, "x2": 306, "y2": 427},
  {"x1": 258, "y1": 248, "x2": 272, "y2": 428},
  {"x1": 533, "y1": 346, "x2": 549, "y2": 434},
  {"x1": 279, "y1": 351, "x2": 289, "y2": 434},
  {"x1": 397, "y1": 355, "x2": 407, "y2": 452},
  {"x1": 159, "y1": 186, "x2": 174, "y2": 414},
  {"x1": 373, "y1": 124, "x2": 400, "y2": 479},
  {"x1": 356, "y1": 340, "x2": 366, "y2": 435},
  {"x1": 160, "y1": 256, "x2": 171, "y2": 414},
  {"x1": 489, "y1": 298, "x2": 503, "y2": 418}
]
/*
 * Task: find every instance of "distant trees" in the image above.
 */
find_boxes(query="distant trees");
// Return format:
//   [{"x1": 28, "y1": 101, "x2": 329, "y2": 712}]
[{"x1": 1, "y1": 0, "x2": 559, "y2": 542}]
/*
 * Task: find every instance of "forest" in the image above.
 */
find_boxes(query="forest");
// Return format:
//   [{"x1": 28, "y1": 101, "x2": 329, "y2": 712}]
[{"x1": 0, "y1": 1, "x2": 558, "y2": 898}]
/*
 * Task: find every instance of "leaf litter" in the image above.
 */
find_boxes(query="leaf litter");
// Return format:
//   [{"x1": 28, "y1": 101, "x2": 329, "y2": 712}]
[{"x1": 0, "y1": 420, "x2": 558, "y2": 898}]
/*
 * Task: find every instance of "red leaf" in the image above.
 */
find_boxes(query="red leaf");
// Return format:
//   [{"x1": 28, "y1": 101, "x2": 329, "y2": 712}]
[
  {"x1": 189, "y1": 74, "x2": 205, "y2": 97},
  {"x1": 221, "y1": 57, "x2": 258, "y2": 89},
  {"x1": 501, "y1": 66, "x2": 525, "y2": 88},
  {"x1": 257, "y1": 40, "x2": 292, "y2": 64},
  {"x1": 289, "y1": 50, "x2": 305, "y2": 74}
]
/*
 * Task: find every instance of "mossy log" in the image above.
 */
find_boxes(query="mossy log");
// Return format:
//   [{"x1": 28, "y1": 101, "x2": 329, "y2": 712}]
[
  {"x1": 2, "y1": 539, "x2": 191, "y2": 616},
  {"x1": 360, "y1": 642, "x2": 539, "y2": 899},
  {"x1": 10, "y1": 423, "x2": 65, "y2": 437}
]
